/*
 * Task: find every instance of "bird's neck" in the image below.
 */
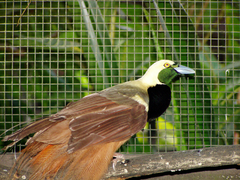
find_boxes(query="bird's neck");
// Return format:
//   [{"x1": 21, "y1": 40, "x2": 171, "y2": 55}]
[{"x1": 138, "y1": 72, "x2": 163, "y2": 87}]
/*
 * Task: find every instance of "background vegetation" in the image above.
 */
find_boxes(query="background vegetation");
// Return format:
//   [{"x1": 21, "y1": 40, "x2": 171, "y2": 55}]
[{"x1": 0, "y1": 0, "x2": 239, "y2": 153}]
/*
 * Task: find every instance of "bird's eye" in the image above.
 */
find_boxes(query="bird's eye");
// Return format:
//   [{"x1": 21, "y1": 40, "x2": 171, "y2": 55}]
[{"x1": 164, "y1": 63, "x2": 170, "y2": 68}]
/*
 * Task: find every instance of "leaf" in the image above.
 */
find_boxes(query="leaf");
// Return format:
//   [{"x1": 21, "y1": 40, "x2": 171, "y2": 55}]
[
  {"x1": 143, "y1": 8, "x2": 164, "y2": 60},
  {"x1": 78, "y1": 0, "x2": 109, "y2": 87},
  {"x1": 11, "y1": 35, "x2": 82, "y2": 53},
  {"x1": 88, "y1": 1, "x2": 119, "y2": 84}
]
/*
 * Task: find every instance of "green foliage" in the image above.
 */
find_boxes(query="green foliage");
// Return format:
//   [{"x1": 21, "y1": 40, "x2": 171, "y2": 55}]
[{"x1": 0, "y1": 1, "x2": 239, "y2": 152}]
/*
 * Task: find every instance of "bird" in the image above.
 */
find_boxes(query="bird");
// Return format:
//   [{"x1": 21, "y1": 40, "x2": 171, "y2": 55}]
[{"x1": 3, "y1": 60, "x2": 195, "y2": 180}]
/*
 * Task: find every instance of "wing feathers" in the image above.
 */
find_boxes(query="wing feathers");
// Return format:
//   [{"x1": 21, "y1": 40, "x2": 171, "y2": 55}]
[
  {"x1": 3, "y1": 118, "x2": 56, "y2": 142},
  {"x1": 70, "y1": 106, "x2": 130, "y2": 130},
  {"x1": 4, "y1": 91, "x2": 148, "y2": 153},
  {"x1": 68, "y1": 93, "x2": 148, "y2": 152}
]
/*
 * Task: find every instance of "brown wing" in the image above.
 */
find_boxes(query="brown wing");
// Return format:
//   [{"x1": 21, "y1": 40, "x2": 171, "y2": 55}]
[
  {"x1": 3, "y1": 92, "x2": 147, "y2": 153},
  {"x1": 32, "y1": 92, "x2": 147, "y2": 153},
  {"x1": 67, "y1": 92, "x2": 147, "y2": 153}
]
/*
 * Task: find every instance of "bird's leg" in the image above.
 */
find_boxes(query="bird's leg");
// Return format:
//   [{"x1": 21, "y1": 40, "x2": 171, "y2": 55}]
[{"x1": 112, "y1": 153, "x2": 126, "y2": 171}]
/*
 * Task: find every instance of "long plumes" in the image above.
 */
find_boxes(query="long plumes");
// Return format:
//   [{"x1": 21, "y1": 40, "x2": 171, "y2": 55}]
[{"x1": 9, "y1": 140, "x2": 125, "y2": 180}]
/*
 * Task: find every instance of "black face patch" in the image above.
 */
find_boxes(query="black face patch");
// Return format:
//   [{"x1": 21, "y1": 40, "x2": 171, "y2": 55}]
[{"x1": 147, "y1": 85, "x2": 171, "y2": 121}]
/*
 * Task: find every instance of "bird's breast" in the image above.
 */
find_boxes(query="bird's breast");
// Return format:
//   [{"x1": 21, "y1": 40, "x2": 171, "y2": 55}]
[{"x1": 147, "y1": 84, "x2": 171, "y2": 121}]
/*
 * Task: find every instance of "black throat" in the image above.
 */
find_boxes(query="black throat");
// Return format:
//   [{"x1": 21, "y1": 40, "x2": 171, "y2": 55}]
[{"x1": 147, "y1": 84, "x2": 171, "y2": 121}]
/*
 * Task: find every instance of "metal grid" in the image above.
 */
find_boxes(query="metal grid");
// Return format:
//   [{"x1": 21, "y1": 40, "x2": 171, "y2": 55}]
[{"x1": 0, "y1": 0, "x2": 239, "y2": 154}]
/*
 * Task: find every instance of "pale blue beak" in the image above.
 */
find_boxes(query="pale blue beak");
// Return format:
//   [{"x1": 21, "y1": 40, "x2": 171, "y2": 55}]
[{"x1": 174, "y1": 65, "x2": 195, "y2": 75}]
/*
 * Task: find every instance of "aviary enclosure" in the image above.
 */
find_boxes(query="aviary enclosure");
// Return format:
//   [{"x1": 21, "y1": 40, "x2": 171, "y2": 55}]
[{"x1": 0, "y1": 0, "x2": 240, "y2": 179}]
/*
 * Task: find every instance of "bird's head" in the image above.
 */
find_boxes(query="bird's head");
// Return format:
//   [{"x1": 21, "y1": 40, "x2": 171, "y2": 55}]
[{"x1": 139, "y1": 60, "x2": 195, "y2": 86}]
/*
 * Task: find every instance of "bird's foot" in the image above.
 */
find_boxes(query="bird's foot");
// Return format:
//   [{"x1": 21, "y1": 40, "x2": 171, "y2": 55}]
[{"x1": 112, "y1": 153, "x2": 126, "y2": 171}]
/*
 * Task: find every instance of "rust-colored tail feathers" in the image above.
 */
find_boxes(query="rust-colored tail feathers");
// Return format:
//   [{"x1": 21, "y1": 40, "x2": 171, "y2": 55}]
[
  {"x1": 8, "y1": 140, "x2": 125, "y2": 180},
  {"x1": 3, "y1": 117, "x2": 125, "y2": 180}
]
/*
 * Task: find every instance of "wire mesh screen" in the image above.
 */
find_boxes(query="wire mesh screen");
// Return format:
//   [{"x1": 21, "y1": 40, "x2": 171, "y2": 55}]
[{"x1": 0, "y1": 0, "x2": 239, "y2": 154}]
